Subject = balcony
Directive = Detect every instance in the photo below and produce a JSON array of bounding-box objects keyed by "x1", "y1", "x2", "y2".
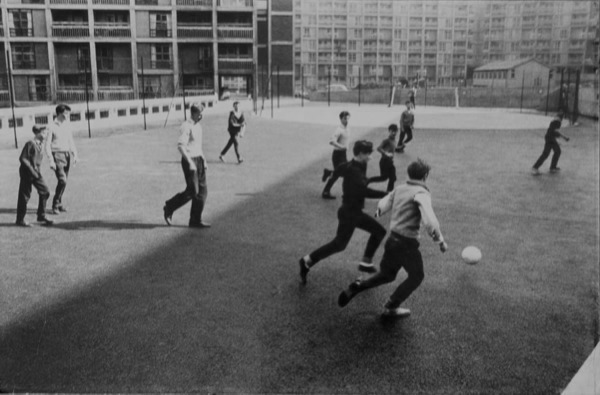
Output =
[
  {"x1": 94, "y1": 22, "x2": 131, "y2": 38},
  {"x1": 150, "y1": 59, "x2": 173, "y2": 69},
  {"x1": 183, "y1": 88, "x2": 214, "y2": 96},
  {"x1": 93, "y1": 0, "x2": 130, "y2": 4},
  {"x1": 217, "y1": 0, "x2": 252, "y2": 8},
  {"x1": 217, "y1": 25, "x2": 252, "y2": 40},
  {"x1": 177, "y1": 23, "x2": 212, "y2": 38},
  {"x1": 57, "y1": 88, "x2": 87, "y2": 102},
  {"x1": 98, "y1": 88, "x2": 135, "y2": 101},
  {"x1": 0, "y1": 27, "x2": 4, "y2": 36},
  {"x1": 135, "y1": 0, "x2": 157, "y2": 5},
  {"x1": 97, "y1": 57, "x2": 114, "y2": 71},
  {"x1": 150, "y1": 28, "x2": 172, "y2": 38},
  {"x1": 0, "y1": 90, "x2": 10, "y2": 101},
  {"x1": 52, "y1": 22, "x2": 90, "y2": 37},
  {"x1": 177, "y1": 0, "x2": 211, "y2": 5},
  {"x1": 218, "y1": 57, "x2": 252, "y2": 72},
  {"x1": 10, "y1": 28, "x2": 33, "y2": 37},
  {"x1": 50, "y1": 0, "x2": 87, "y2": 3}
]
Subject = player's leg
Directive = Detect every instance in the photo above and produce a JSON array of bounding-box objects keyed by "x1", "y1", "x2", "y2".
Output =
[
  {"x1": 355, "y1": 211, "x2": 387, "y2": 272},
  {"x1": 385, "y1": 237, "x2": 423, "y2": 314},
  {"x1": 322, "y1": 151, "x2": 347, "y2": 198},
  {"x1": 403, "y1": 127, "x2": 413, "y2": 145},
  {"x1": 368, "y1": 158, "x2": 389, "y2": 184},
  {"x1": 189, "y1": 157, "x2": 209, "y2": 227},
  {"x1": 52, "y1": 152, "x2": 69, "y2": 212},
  {"x1": 164, "y1": 157, "x2": 196, "y2": 219},
  {"x1": 220, "y1": 134, "x2": 235, "y2": 159},
  {"x1": 386, "y1": 163, "x2": 397, "y2": 192},
  {"x1": 549, "y1": 142, "x2": 562, "y2": 171},
  {"x1": 16, "y1": 170, "x2": 32, "y2": 225},
  {"x1": 33, "y1": 175, "x2": 52, "y2": 224},
  {"x1": 532, "y1": 142, "x2": 552, "y2": 172}
]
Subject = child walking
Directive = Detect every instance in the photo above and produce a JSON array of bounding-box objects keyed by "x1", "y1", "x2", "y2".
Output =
[
  {"x1": 396, "y1": 101, "x2": 415, "y2": 153},
  {"x1": 219, "y1": 101, "x2": 246, "y2": 164},
  {"x1": 338, "y1": 159, "x2": 447, "y2": 317},
  {"x1": 299, "y1": 140, "x2": 388, "y2": 283},
  {"x1": 368, "y1": 124, "x2": 398, "y2": 192},
  {"x1": 532, "y1": 113, "x2": 570, "y2": 175},
  {"x1": 16, "y1": 126, "x2": 54, "y2": 227}
]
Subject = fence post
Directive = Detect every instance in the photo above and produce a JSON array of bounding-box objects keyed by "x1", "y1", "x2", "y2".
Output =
[
  {"x1": 558, "y1": 67, "x2": 565, "y2": 110},
  {"x1": 140, "y1": 57, "x2": 147, "y2": 131},
  {"x1": 545, "y1": 69, "x2": 552, "y2": 115},
  {"x1": 301, "y1": 65, "x2": 304, "y2": 107},
  {"x1": 358, "y1": 67, "x2": 361, "y2": 107},
  {"x1": 270, "y1": 67, "x2": 273, "y2": 119},
  {"x1": 277, "y1": 65, "x2": 280, "y2": 109},
  {"x1": 6, "y1": 50, "x2": 17, "y2": 149},
  {"x1": 520, "y1": 71, "x2": 525, "y2": 113},
  {"x1": 85, "y1": 60, "x2": 92, "y2": 138},
  {"x1": 327, "y1": 66, "x2": 331, "y2": 107},
  {"x1": 181, "y1": 58, "x2": 186, "y2": 121},
  {"x1": 573, "y1": 69, "x2": 580, "y2": 125}
]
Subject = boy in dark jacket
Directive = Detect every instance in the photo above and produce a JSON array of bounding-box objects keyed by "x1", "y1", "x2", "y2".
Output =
[
  {"x1": 299, "y1": 140, "x2": 388, "y2": 283},
  {"x1": 532, "y1": 113, "x2": 570, "y2": 175},
  {"x1": 368, "y1": 124, "x2": 398, "y2": 192},
  {"x1": 16, "y1": 126, "x2": 54, "y2": 227}
]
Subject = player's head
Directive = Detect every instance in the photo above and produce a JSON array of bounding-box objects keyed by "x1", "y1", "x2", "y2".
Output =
[
  {"x1": 190, "y1": 103, "x2": 204, "y2": 122},
  {"x1": 353, "y1": 140, "x2": 373, "y2": 162},
  {"x1": 407, "y1": 158, "x2": 431, "y2": 181},
  {"x1": 339, "y1": 111, "x2": 350, "y2": 126},
  {"x1": 55, "y1": 104, "x2": 71, "y2": 120},
  {"x1": 405, "y1": 100, "x2": 412, "y2": 108},
  {"x1": 32, "y1": 125, "x2": 45, "y2": 140},
  {"x1": 233, "y1": 101, "x2": 239, "y2": 109},
  {"x1": 388, "y1": 124, "x2": 398, "y2": 136}
]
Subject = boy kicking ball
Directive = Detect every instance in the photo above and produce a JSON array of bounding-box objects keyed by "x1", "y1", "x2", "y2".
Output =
[{"x1": 337, "y1": 159, "x2": 447, "y2": 317}]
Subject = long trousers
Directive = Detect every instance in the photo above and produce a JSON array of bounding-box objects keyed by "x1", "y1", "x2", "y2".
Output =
[
  {"x1": 309, "y1": 205, "x2": 386, "y2": 265},
  {"x1": 399, "y1": 126, "x2": 413, "y2": 146},
  {"x1": 368, "y1": 157, "x2": 396, "y2": 192},
  {"x1": 164, "y1": 156, "x2": 207, "y2": 226},
  {"x1": 355, "y1": 233, "x2": 424, "y2": 309},
  {"x1": 323, "y1": 149, "x2": 347, "y2": 194},
  {"x1": 533, "y1": 141, "x2": 561, "y2": 170},
  {"x1": 17, "y1": 167, "x2": 50, "y2": 222},
  {"x1": 220, "y1": 131, "x2": 240, "y2": 159},
  {"x1": 52, "y1": 151, "x2": 71, "y2": 209}
]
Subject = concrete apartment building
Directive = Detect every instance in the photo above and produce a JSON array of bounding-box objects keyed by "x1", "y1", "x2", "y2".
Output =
[
  {"x1": 0, "y1": 0, "x2": 294, "y2": 105},
  {"x1": 292, "y1": 0, "x2": 599, "y2": 90}
]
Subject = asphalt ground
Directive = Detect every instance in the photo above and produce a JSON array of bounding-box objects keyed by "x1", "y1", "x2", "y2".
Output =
[{"x1": 0, "y1": 104, "x2": 598, "y2": 393}]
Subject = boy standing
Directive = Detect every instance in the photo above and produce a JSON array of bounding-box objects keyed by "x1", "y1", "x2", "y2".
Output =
[
  {"x1": 338, "y1": 159, "x2": 447, "y2": 317},
  {"x1": 16, "y1": 126, "x2": 54, "y2": 227},
  {"x1": 299, "y1": 140, "x2": 388, "y2": 283},
  {"x1": 368, "y1": 124, "x2": 398, "y2": 193},
  {"x1": 532, "y1": 113, "x2": 570, "y2": 175},
  {"x1": 396, "y1": 101, "x2": 414, "y2": 153},
  {"x1": 163, "y1": 103, "x2": 211, "y2": 228},
  {"x1": 45, "y1": 104, "x2": 77, "y2": 214},
  {"x1": 321, "y1": 111, "x2": 351, "y2": 199}
]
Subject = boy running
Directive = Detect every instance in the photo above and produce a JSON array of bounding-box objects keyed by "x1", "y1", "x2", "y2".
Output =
[
  {"x1": 396, "y1": 101, "x2": 414, "y2": 153},
  {"x1": 368, "y1": 124, "x2": 398, "y2": 192},
  {"x1": 321, "y1": 111, "x2": 351, "y2": 199},
  {"x1": 299, "y1": 140, "x2": 388, "y2": 283},
  {"x1": 16, "y1": 126, "x2": 54, "y2": 227},
  {"x1": 338, "y1": 159, "x2": 447, "y2": 317},
  {"x1": 532, "y1": 113, "x2": 570, "y2": 175}
]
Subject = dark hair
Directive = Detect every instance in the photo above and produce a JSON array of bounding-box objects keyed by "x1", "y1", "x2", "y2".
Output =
[
  {"x1": 407, "y1": 158, "x2": 431, "y2": 180},
  {"x1": 32, "y1": 125, "x2": 45, "y2": 135},
  {"x1": 190, "y1": 103, "x2": 203, "y2": 114},
  {"x1": 353, "y1": 140, "x2": 373, "y2": 156},
  {"x1": 55, "y1": 104, "x2": 71, "y2": 115},
  {"x1": 388, "y1": 124, "x2": 398, "y2": 132},
  {"x1": 233, "y1": 101, "x2": 239, "y2": 106},
  {"x1": 405, "y1": 100, "x2": 412, "y2": 106},
  {"x1": 339, "y1": 111, "x2": 350, "y2": 120}
]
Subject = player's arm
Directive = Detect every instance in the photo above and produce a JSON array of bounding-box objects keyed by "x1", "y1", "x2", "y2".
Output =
[
  {"x1": 557, "y1": 131, "x2": 570, "y2": 141},
  {"x1": 375, "y1": 190, "x2": 394, "y2": 217},
  {"x1": 69, "y1": 131, "x2": 79, "y2": 163},
  {"x1": 329, "y1": 129, "x2": 345, "y2": 150},
  {"x1": 44, "y1": 129, "x2": 56, "y2": 169},
  {"x1": 414, "y1": 193, "x2": 447, "y2": 252},
  {"x1": 177, "y1": 124, "x2": 196, "y2": 171}
]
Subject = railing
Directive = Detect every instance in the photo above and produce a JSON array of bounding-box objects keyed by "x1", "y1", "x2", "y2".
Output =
[
  {"x1": 150, "y1": 60, "x2": 173, "y2": 69},
  {"x1": 150, "y1": 28, "x2": 172, "y2": 37},
  {"x1": 52, "y1": 22, "x2": 90, "y2": 37},
  {"x1": 50, "y1": 0, "x2": 87, "y2": 4},
  {"x1": 94, "y1": 22, "x2": 131, "y2": 37},
  {"x1": 98, "y1": 89, "x2": 135, "y2": 101},
  {"x1": 12, "y1": 60, "x2": 36, "y2": 69},
  {"x1": 176, "y1": 0, "x2": 211, "y2": 5},
  {"x1": 0, "y1": 91, "x2": 10, "y2": 101},
  {"x1": 217, "y1": 57, "x2": 252, "y2": 71},
  {"x1": 97, "y1": 57, "x2": 114, "y2": 70},
  {"x1": 183, "y1": 88, "x2": 214, "y2": 96},
  {"x1": 93, "y1": 0, "x2": 130, "y2": 4},
  {"x1": 217, "y1": 0, "x2": 252, "y2": 7},
  {"x1": 10, "y1": 28, "x2": 33, "y2": 37},
  {"x1": 177, "y1": 24, "x2": 212, "y2": 38},
  {"x1": 135, "y1": 0, "x2": 157, "y2": 5},
  {"x1": 57, "y1": 89, "x2": 87, "y2": 102},
  {"x1": 217, "y1": 25, "x2": 252, "y2": 39}
]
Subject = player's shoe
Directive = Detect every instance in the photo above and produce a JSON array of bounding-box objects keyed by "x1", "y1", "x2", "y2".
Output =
[
  {"x1": 238, "y1": 157, "x2": 244, "y2": 164},
  {"x1": 322, "y1": 169, "x2": 332, "y2": 182},
  {"x1": 550, "y1": 167, "x2": 561, "y2": 173},
  {"x1": 358, "y1": 262, "x2": 377, "y2": 273},
  {"x1": 52, "y1": 206, "x2": 67, "y2": 215},
  {"x1": 15, "y1": 220, "x2": 31, "y2": 227},
  {"x1": 298, "y1": 258, "x2": 310, "y2": 285},
  {"x1": 219, "y1": 155, "x2": 225, "y2": 162},
  {"x1": 163, "y1": 205, "x2": 172, "y2": 226},
  {"x1": 189, "y1": 222, "x2": 211, "y2": 228},
  {"x1": 395, "y1": 145, "x2": 405, "y2": 153},
  {"x1": 37, "y1": 216, "x2": 54, "y2": 226},
  {"x1": 382, "y1": 306, "x2": 411, "y2": 317},
  {"x1": 321, "y1": 192, "x2": 336, "y2": 200},
  {"x1": 531, "y1": 167, "x2": 541, "y2": 176},
  {"x1": 338, "y1": 280, "x2": 361, "y2": 307}
]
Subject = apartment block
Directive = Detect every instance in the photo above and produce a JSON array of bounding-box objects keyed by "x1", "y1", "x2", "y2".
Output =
[{"x1": 0, "y1": 0, "x2": 294, "y2": 105}]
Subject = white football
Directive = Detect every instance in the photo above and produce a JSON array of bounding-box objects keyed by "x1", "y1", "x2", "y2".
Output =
[{"x1": 461, "y1": 246, "x2": 482, "y2": 265}]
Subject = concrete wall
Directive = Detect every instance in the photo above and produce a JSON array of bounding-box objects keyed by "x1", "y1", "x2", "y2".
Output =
[
  {"x1": 35, "y1": 43, "x2": 49, "y2": 69},
  {"x1": 33, "y1": 10, "x2": 47, "y2": 37},
  {"x1": 271, "y1": 15, "x2": 292, "y2": 41},
  {"x1": 136, "y1": 11, "x2": 149, "y2": 38}
]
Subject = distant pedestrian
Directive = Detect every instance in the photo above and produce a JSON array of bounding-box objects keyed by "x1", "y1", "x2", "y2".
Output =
[
  {"x1": 338, "y1": 159, "x2": 447, "y2": 317},
  {"x1": 16, "y1": 126, "x2": 53, "y2": 227},
  {"x1": 299, "y1": 140, "x2": 388, "y2": 284},
  {"x1": 219, "y1": 101, "x2": 246, "y2": 164},
  {"x1": 532, "y1": 113, "x2": 570, "y2": 175},
  {"x1": 396, "y1": 101, "x2": 415, "y2": 153},
  {"x1": 321, "y1": 111, "x2": 351, "y2": 199},
  {"x1": 368, "y1": 124, "x2": 398, "y2": 192},
  {"x1": 163, "y1": 103, "x2": 211, "y2": 228},
  {"x1": 45, "y1": 103, "x2": 77, "y2": 215},
  {"x1": 409, "y1": 87, "x2": 416, "y2": 109}
]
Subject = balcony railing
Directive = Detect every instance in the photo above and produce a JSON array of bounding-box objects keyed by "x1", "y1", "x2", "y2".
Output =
[
  {"x1": 95, "y1": 22, "x2": 131, "y2": 37},
  {"x1": 93, "y1": 0, "x2": 130, "y2": 4},
  {"x1": 217, "y1": 25, "x2": 252, "y2": 40},
  {"x1": 183, "y1": 88, "x2": 214, "y2": 96},
  {"x1": 151, "y1": 60, "x2": 173, "y2": 69},
  {"x1": 176, "y1": 0, "x2": 211, "y2": 5},
  {"x1": 50, "y1": 0, "x2": 87, "y2": 4},
  {"x1": 98, "y1": 88, "x2": 135, "y2": 101},
  {"x1": 177, "y1": 24, "x2": 212, "y2": 38},
  {"x1": 218, "y1": 57, "x2": 252, "y2": 71},
  {"x1": 12, "y1": 60, "x2": 36, "y2": 69},
  {"x1": 217, "y1": 0, "x2": 252, "y2": 7},
  {"x1": 57, "y1": 88, "x2": 87, "y2": 102},
  {"x1": 10, "y1": 28, "x2": 33, "y2": 37},
  {"x1": 52, "y1": 22, "x2": 90, "y2": 37},
  {"x1": 0, "y1": 27, "x2": 4, "y2": 36},
  {"x1": 136, "y1": 0, "x2": 158, "y2": 4},
  {"x1": 150, "y1": 28, "x2": 172, "y2": 37},
  {"x1": 97, "y1": 57, "x2": 114, "y2": 70}
]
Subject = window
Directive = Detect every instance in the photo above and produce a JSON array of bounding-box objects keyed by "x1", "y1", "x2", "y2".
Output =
[
  {"x1": 511, "y1": 69, "x2": 515, "y2": 78},
  {"x1": 12, "y1": 44, "x2": 35, "y2": 69},
  {"x1": 29, "y1": 76, "x2": 49, "y2": 101},
  {"x1": 9, "y1": 10, "x2": 32, "y2": 37},
  {"x1": 151, "y1": 44, "x2": 172, "y2": 69},
  {"x1": 150, "y1": 13, "x2": 171, "y2": 37},
  {"x1": 96, "y1": 47, "x2": 113, "y2": 70}
]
